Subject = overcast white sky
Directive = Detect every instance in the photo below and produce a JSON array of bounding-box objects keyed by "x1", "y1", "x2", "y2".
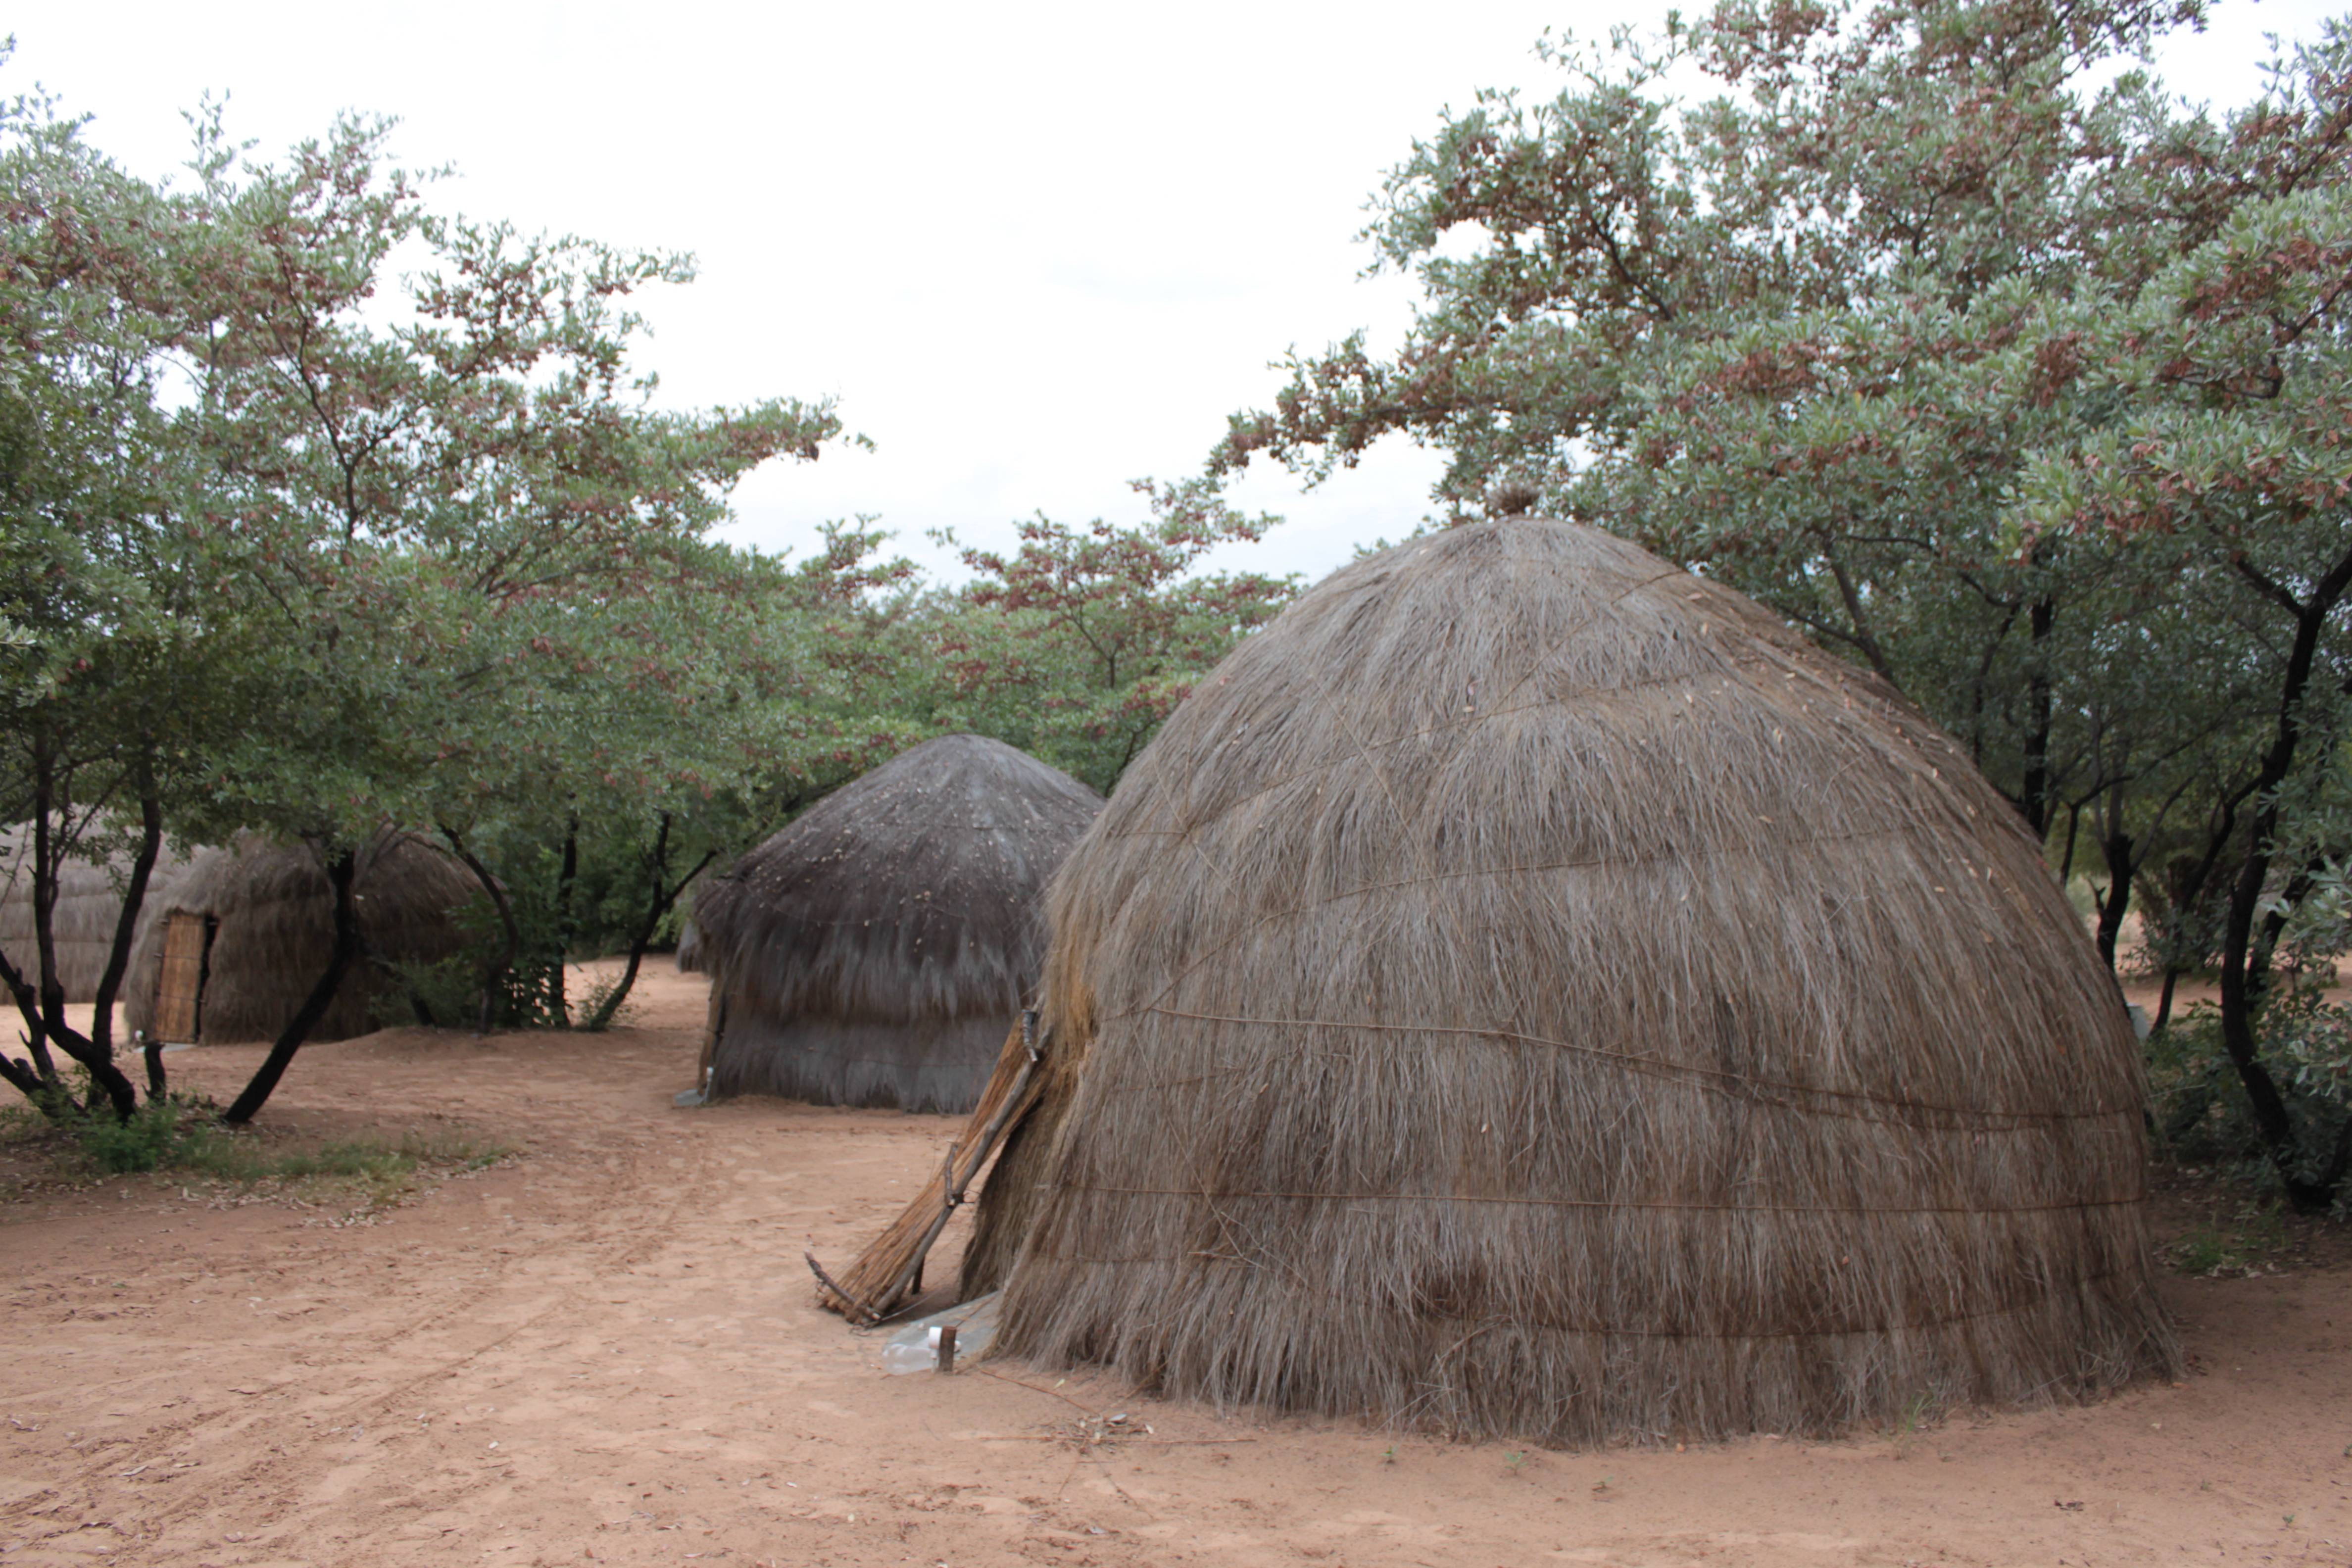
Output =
[{"x1": 14, "y1": 0, "x2": 2342, "y2": 586}]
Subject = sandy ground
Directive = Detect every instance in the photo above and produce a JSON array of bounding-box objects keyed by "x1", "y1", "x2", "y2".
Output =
[{"x1": 1, "y1": 966, "x2": 2349, "y2": 1568}]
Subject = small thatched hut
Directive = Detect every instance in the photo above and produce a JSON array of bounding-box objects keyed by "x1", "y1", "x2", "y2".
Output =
[
  {"x1": 954, "y1": 518, "x2": 2172, "y2": 1445},
  {"x1": 691, "y1": 734, "x2": 1102, "y2": 1113},
  {"x1": 0, "y1": 826, "x2": 194, "y2": 1002},
  {"x1": 124, "y1": 832, "x2": 478, "y2": 1045}
]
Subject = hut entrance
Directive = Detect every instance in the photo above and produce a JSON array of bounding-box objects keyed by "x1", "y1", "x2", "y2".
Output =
[{"x1": 148, "y1": 911, "x2": 213, "y2": 1045}]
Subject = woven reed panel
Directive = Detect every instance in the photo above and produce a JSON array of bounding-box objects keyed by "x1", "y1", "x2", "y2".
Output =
[{"x1": 150, "y1": 911, "x2": 206, "y2": 1043}]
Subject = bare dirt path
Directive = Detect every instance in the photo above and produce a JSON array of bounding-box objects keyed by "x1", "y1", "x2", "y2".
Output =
[{"x1": 2, "y1": 968, "x2": 2348, "y2": 1567}]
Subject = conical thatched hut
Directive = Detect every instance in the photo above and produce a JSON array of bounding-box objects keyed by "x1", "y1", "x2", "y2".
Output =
[
  {"x1": 0, "y1": 826, "x2": 194, "y2": 1002},
  {"x1": 953, "y1": 518, "x2": 2172, "y2": 1445},
  {"x1": 123, "y1": 832, "x2": 479, "y2": 1045},
  {"x1": 692, "y1": 735, "x2": 1102, "y2": 1113}
]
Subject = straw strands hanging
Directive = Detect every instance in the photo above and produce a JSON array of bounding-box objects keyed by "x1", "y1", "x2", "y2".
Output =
[
  {"x1": 951, "y1": 517, "x2": 2173, "y2": 1445},
  {"x1": 692, "y1": 734, "x2": 1101, "y2": 1113},
  {"x1": 0, "y1": 825, "x2": 194, "y2": 1002}
]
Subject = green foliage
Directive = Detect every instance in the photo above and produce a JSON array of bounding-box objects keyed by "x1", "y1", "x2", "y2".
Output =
[
  {"x1": 0, "y1": 64, "x2": 865, "y2": 1115},
  {"x1": 2165, "y1": 1213, "x2": 2293, "y2": 1277},
  {"x1": 365, "y1": 953, "x2": 484, "y2": 1032},
  {"x1": 73, "y1": 1096, "x2": 216, "y2": 1175},
  {"x1": 56, "y1": 1094, "x2": 504, "y2": 1200},
  {"x1": 0, "y1": 48, "x2": 1297, "y2": 1131},
  {"x1": 2151, "y1": 992, "x2": 2352, "y2": 1211},
  {"x1": 920, "y1": 480, "x2": 1297, "y2": 793},
  {"x1": 571, "y1": 970, "x2": 639, "y2": 1034}
]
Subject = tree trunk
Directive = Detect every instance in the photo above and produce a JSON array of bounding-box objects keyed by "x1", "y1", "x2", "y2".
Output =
[
  {"x1": 2018, "y1": 596, "x2": 2056, "y2": 839},
  {"x1": 89, "y1": 781, "x2": 165, "y2": 1068},
  {"x1": 223, "y1": 847, "x2": 361, "y2": 1124},
  {"x1": 2095, "y1": 828, "x2": 2135, "y2": 974},
  {"x1": 584, "y1": 821, "x2": 713, "y2": 1033},
  {"x1": 440, "y1": 827, "x2": 520, "y2": 1033},
  {"x1": 14, "y1": 739, "x2": 139, "y2": 1118},
  {"x1": 2215, "y1": 547, "x2": 2352, "y2": 1213},
  {"x1": 2153, "y1": 967, "x2": 2182, "y2": 1035},
  {"x1": 551, "y1": 813, "x2": 580, "y2": 1027}
]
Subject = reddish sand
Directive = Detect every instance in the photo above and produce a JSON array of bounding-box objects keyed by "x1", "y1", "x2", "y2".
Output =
[{"x1": 2, "y1": 966, "x2": 2348, "y2": 1568}]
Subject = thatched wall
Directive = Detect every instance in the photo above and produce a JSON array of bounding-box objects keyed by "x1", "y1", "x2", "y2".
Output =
[
  {"x1": 0, "y1": 825, "x2": 195, "y2": 1002},
  {"x1": 123, "y1": 832, "x2": 478, "y2": 1044},
  {"x1": 694, "y1": 734, "x2": 1101, "y2": 1112},
  {"x1": 967, "y1": 518, "x2": 2174, "y2": 1445}
]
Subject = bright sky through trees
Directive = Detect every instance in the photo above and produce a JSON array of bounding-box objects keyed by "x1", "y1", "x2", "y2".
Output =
[{"x1": 12, "y1": 0, "x2": 2341, "y2": 583}]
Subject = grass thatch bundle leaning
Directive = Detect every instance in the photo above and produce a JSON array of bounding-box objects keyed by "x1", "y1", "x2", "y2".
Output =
[
  {"x1": 124, "y1": 831, "x2": 478, "y2": 1045},
  {"x1": 941, "y1": 517, "x2": 2173, "y2": 1445},
  {"x1": 691, "y1": 734, "x2": 1102, "y2": 1113},
  {"x1": 0, "y1": 825, "x2": 195, "y2": 1002}
]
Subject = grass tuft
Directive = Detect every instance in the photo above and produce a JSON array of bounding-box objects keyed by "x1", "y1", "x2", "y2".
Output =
[{"x1": 0, "y1": 1095, "x2": 510, "y2": 1210}]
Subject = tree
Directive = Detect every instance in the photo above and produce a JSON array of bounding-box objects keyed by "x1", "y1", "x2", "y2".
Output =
[
  {"x1": 0, "y1": 79, "x2": 854, "y2": 1122},
  {"x1": 416, "y1": 522, "x2": 925, "y2": 1032},
  {"x1": 0, "y1": 64, "x2": 246, "y2": 1118},
  {"x1": 1212, "y1": 0, "x2": 2352, "y2": 1205},
  {"x1": 920, "y1": 479, "x2": 1296, "y2": 793}
]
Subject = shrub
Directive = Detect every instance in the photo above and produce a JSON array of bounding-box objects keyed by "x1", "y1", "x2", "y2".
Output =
[{"x1": 2151, "y1": 989, "x2": 2352, "y2": 1213}]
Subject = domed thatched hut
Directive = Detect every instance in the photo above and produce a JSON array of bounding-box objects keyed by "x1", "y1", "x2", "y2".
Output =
[
  {"x1": 946, "y1": 518, "x2": 2171, "y2": 1445},
  {"x1": 124, "y1": 832, "x2": 478, "y2": 1045},
  {"x1": 0, "y1": 827, "x2": 194, "y2": 1002},
  {"x1": 691, "y1": 735, "x2": 1101, "y2": 1113}
]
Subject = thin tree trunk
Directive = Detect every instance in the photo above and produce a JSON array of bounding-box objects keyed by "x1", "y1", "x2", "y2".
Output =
[
  {"x1": 25, "y1": 733, "x2": 69, "y2": 1093},
  {"x1": 223, "y1": 848, "x2": 361, "y2": 1124},
  {"x1": 439, "y1": 827, "x2": 520, "y2": 1033},
  {"x1": 551, "y1": 813, "x2": 580, "y2": 1028},
  {"x1": 2019, "y1": 596, "x2": 2056, "y2": 838},
  {"x1": 89, "y1": 777, "x2": 165, "y2": 1068},
  {"x1": 2216, "y1": 546, "x2": 2352, "y2": 1212},
  {"x1": 2153, "y1": 967, "x2": 2182, "y2": 1035},
  {"x1": 584, "y1": 820, "x2": 713, "y2": 1032},
  {"x1": 2094, "y1": 823, "x2": 2135, "y2": 974},
  {"x1": 21, "y1": 740, "x2": 138, "y2": 1117}
]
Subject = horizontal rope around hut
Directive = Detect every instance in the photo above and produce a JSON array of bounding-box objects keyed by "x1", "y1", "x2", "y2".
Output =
[
  {"x1": 1028, "y1": 1251, "x2": 2156, "y2": 1342},
  {"x1": 1104, "y1": 825, "x2": 2049, "y2": 1077},
  {"x1": 1120, "y1": 1008, "x2": 2134, "y2": 1129},
  {"x1": 1051, "y1": 1181, "x2": 2149, "y2": 1216}
]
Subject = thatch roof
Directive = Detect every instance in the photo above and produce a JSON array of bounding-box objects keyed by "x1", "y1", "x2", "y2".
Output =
[
  {"x1": 0, "y1": 825, "x2": 195, "y2": 1002},
  {"x1": 693, "y1": 734, "x2": 1102, "y2": 1112},
  {"x1": 123, "y1": 831, "x2": 479, "y2": 1045},
  {"x1": 963, "y1": 518, "x2": 2173, "y2": 1445}
]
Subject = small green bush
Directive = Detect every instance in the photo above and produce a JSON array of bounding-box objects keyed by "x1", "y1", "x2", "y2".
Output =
[
  {"x1": 74, "y1": 1096, "x2": 222, "y2": 1174},
  {"x1": 367, "y1": 954, "x2": 485, "y2": 1030},
  {"x1": 45, "y1": 1096, "x2": 508, "y2": 1205},
  {"x1": 573, "y1": 970, "x2": 639, "y2": 1032},
  {"x1": 2149, "y1": 989, "x2": 2352, "y2": 1209}
]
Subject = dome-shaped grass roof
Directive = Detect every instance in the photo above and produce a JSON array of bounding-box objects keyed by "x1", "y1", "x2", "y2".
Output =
[
  {"x1": 1, "y1": 825, "x2": 195, "y2": 1003},
  {"x1": 965, "y1": 518, "x2": 2173, "y2": 1444},
  {"x1": 124, "y1": 831, "x2": 477, "y2": 1044},
  {"x1": 692, "y1": 734, "x2": 1102, "y2": 1112}
]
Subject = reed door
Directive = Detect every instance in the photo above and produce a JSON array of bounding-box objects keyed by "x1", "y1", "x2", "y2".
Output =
[{"x1": 150, "y1": 911, "x2": 209, "y2": 1044}]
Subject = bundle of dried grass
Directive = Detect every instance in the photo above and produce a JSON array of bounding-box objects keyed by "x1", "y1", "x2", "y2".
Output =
[
  {"x1": 0, "y1": 825, "x2": 194, "y2": 1002},
  {"x1": 123, "y1": 831, "x2": 477, "y2": 1044},
  {"x1": 691, "y1": 735, "x2": 1101, "y2": 1113},
  {"x1": 811, "y1": 1011, "x2": 1047, "y2": 1322},
  {"x1": 953, "y1": 518, "x2": 2172, "y2": 1445}
]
